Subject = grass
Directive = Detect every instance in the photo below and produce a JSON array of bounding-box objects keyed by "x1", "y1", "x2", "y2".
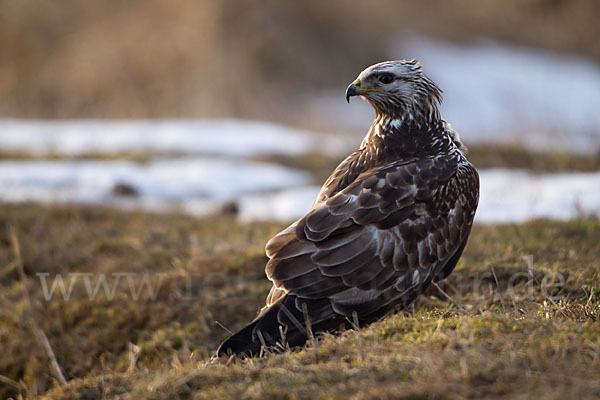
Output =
[
  {"x1": 0, "y1": 203, "x2": 599, "y2": 399},
  {"x1": 5, "y1": 144, "x2": 600, "y2": 176},
  {"x1": 466, "y1": 144, "x2": 600, "y2": 173},
  {"x1": 0, "y1": 150, "x2": 155, "y2": 164}
]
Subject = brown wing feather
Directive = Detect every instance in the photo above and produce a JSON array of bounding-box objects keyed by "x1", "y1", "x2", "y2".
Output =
[{"x1": 264, "y1": 154, "x2": 479, "y2": 321}]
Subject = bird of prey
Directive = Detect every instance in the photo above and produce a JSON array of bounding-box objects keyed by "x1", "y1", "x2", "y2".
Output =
[{"x1": 217, "y1": 60, "x2": 479, "y2": 357}]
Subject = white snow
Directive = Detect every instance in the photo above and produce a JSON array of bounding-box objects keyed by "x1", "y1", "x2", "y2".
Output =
[
  {"x1": 238, "y1": 186, "x2": 321, "y2": 221},
  {"x1": 0, "y1": 158, "x2": 598, "y2": 223},
  {"x1": 311, "y1": 36, "x2": 600, "y2": 154},
  {"x1": 236, "y1": 170, "x2": 600, "y2": 223},
  {"x1": 0, "y1": 119, "x2": 346, "y2": 157},
  {"x1": 476, "y1": 169, "x2": 600, "y2": 223},
  {"x1": 0, "y1": 158, "x2": 311, "y2": 216}
]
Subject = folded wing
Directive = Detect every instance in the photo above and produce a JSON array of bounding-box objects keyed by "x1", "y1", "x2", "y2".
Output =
[{"x1": 265, "y1": 153, "x2": 479, "y2": 323}]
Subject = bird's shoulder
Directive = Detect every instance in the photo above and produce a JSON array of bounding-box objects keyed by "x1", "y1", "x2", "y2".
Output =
[{"x1": 317, "y1": 147, "x2": 469, "y2": 206}]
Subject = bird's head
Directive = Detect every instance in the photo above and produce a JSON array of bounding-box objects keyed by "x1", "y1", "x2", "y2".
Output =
[{"x1": 346, "y1": 59, "x2": 442, "y2": 121}]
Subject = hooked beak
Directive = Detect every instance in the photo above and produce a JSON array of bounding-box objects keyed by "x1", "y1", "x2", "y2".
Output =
[
  {"x1": 345, "y1": 78, "x2": 383, "y2": 103},
  {"x1": 345, "y1": 82, "x2": 361, "y2": 103}
]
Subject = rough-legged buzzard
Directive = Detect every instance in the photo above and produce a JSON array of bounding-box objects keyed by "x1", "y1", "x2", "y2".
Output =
[{"x1": 217, "y1": 60, "x2": 479, "y2": 356}]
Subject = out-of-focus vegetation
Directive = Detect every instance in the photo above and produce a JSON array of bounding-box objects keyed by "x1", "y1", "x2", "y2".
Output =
[
  {"x1": 1, "y1": 204, "x2": 599, "y2": 399},
  {"x1": 1, "y1": 0, "x2": 599, "y2": 122},
  {"x1": 466, "y1": 144, "x2": 600, "y2": 173},
  {"x1": 257, "y1": 144, "x2": 600, "y2": 185}
]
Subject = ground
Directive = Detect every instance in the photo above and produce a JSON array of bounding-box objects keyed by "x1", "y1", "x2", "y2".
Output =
[{"x1": 0, "y1": 203, "x2": 599, "y2": 399}]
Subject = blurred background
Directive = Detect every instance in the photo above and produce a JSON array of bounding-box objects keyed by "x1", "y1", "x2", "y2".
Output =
[
  {"x1": 2, "y1": 2, "x2": 600, "y2": 397},
  {"x1": 1, "y1": 0, "x2": 600, "y2": 222}
]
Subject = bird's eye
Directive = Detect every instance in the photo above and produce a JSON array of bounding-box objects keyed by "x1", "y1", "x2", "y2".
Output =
[{"x1": 378, "y1": 74, "x2": 394, "y2": 84}]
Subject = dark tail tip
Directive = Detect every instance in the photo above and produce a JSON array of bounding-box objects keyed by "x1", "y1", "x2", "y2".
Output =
[
  {"x1": 216, "y1": 319, "x2": 262, "y2": 357},
  {"x1": 215, "y1": 294, "x2": 319, "y2": 358},
  {"x1": 216, "y1": 295, "x2": 295, "y2": 357}
]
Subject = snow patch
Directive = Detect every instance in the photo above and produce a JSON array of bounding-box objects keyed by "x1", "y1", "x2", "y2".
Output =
[
  {"x1": 236, "y1": 170, "x2": 600, "y2": 223},
  {"x1": 0, "y1": 119, "x2": 346, "y2": 157},
  {"x1": 477, "y1": 169, "x2": 600, "y2": 223},
  {"x1": 238, "y1": 186, "x2": 321, "y2": 221},
  {"x1": 1, "y1": 159, "x2": 598, "y2": 223},
  {"x1": 0, "y1": 158, "x2": 311, "y2": 215}
]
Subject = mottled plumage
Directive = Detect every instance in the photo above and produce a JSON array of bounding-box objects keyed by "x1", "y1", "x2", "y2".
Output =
[{"x1": 217, "y1": 60, "x2": 479, "y2": 357}]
